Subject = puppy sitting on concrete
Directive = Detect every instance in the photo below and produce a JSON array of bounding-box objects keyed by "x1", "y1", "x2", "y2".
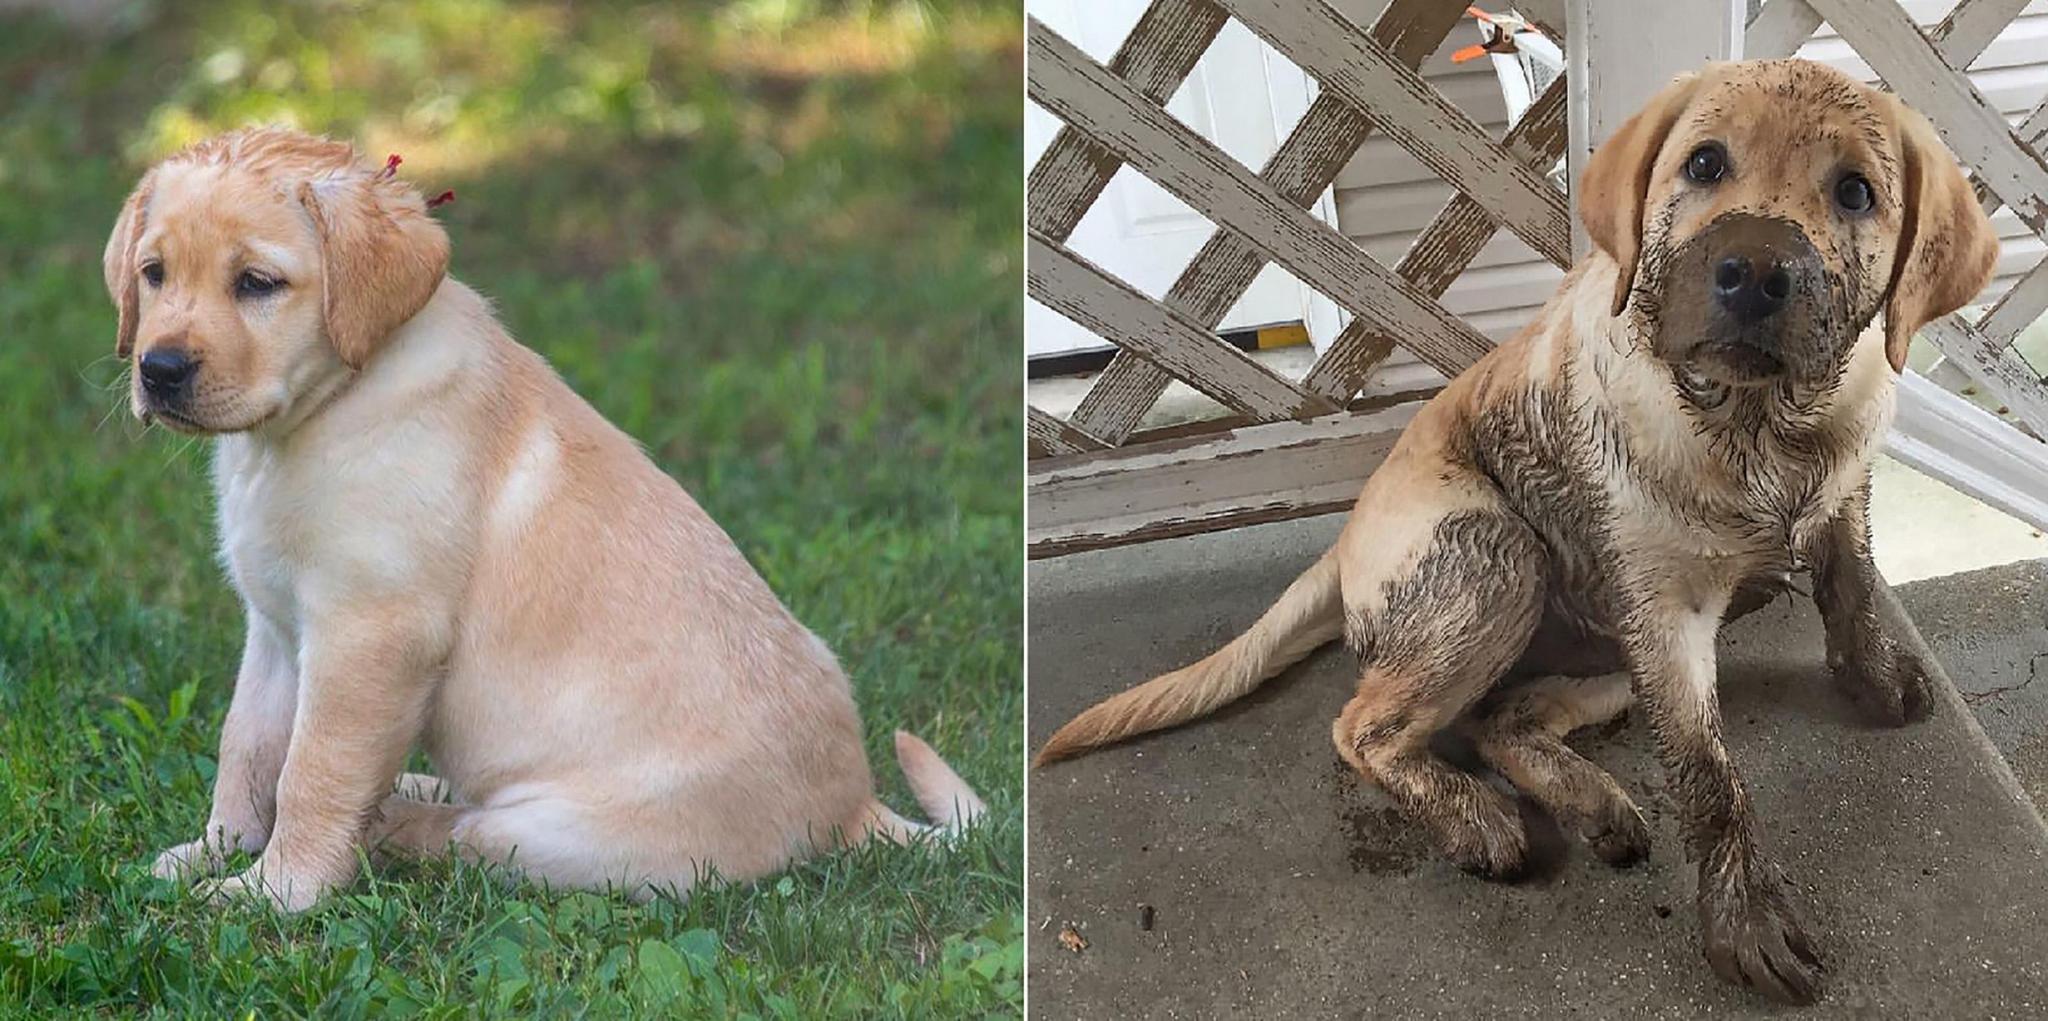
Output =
[
  {"x1": 1036, "y1": 60, "x2": 1997, "y2": 1004},
  {"x1": 107, "y1": 127, "x2": 983, "y2": 912}
]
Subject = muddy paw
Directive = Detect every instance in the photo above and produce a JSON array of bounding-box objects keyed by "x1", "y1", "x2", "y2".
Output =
[
  {"x1": 1699, "y1": 870, "x2": 1826, "y2": 1005},
  {"x1": 1835, "y1": 637, "x2": 1933, "y2": 728},
  {"x1": 1585, "y1": 808, "x2": 1652, "y2": 868},
  {"x1": 1434, "y1": 799, "x2": 1530, "y2": 881}
]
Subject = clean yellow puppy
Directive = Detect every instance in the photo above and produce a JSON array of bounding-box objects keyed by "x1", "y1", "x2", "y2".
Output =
[{"x1": 107, "y1": 127, "x2": 982, "y2": 911}]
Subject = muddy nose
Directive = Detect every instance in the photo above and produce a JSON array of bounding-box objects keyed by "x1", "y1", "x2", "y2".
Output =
[
  {"x1": 138, "y1": 348, "x2": 198, "y2": 395},
  {"x1": 1713, "y1": 254, "x2": 1794, "y2": 324}
]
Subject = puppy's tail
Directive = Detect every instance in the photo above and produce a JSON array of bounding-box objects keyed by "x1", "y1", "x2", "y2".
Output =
[
  {"x1": 1034, "y1": 550, "x2": 1344, "y2": 766},
  {"x1": 860, "y1": 731, "x2": 987, "y2": 843}
]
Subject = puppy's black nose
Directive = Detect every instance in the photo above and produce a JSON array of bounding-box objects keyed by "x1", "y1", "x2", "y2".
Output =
[
  {"x1": 138, "y1": 348, "x2": 198, "y2": 395},
  {"x1": 1713, "y1": 254, "x2": 1793, "y2": 323}
]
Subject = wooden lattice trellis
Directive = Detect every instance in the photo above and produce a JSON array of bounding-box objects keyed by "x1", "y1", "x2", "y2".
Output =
[
  {"x1": 1027, "y1": 0, "x2": 1570, "y2": 556},
  {"x1": 1027, "y1": 0, "x2": 2048, "y2": 558}
]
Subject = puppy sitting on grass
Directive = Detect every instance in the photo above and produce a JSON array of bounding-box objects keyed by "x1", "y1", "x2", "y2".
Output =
[{"x1": 106, "y1": 127, "x2": 982, "y2": 911}]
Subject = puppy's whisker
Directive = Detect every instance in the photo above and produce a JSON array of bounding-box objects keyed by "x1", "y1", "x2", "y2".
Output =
[
  {"x1": 159, "y1": 429, "x2": 205, "y2": 469},
  {"x1": 93, "y1": 395, "x2": 127, "y2": 435}
]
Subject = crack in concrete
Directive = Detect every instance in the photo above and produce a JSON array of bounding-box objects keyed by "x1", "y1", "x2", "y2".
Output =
[{"x1": 1961, "y1": 650, "x2": 2047, "y2": 705}]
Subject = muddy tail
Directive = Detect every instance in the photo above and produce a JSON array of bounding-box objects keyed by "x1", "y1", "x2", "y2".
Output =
[
  {"x1": 861, "y1": 731, "x2": 987, "y2": 842},
  {"x1": 1034, "y1": 550, "x2": 1344, "y2": 766}
]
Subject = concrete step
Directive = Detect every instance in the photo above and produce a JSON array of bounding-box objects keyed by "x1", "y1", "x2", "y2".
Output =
[
  {"x1": 1895, "y1": 559, "x2": 2048, "y2": 816},
  {"x1": 1029, "y1": 515, "x2": 2048, "y2": 1018}
]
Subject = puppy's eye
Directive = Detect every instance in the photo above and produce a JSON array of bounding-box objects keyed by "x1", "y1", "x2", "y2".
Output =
[
  {"x1": 1684, "y1": 143, "x2": 1728, "y2": 184},
  {"x1": 1835, "y1": 173, "x2": 1874, "y2": 213},
  {"x1": 235, "y1": 271, "x2": 284, "y2": 298},
  {"x1": 140, "y1": 261, "x2": 164, "y2": 287}
]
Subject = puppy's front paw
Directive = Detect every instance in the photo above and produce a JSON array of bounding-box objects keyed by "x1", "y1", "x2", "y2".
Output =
[
  {"x1": 1431, "y1": 796, "x2": 1530, "y2": 881},
  {"x1": 1699, "y1": 868, "x2": 1826, "y2": 1005},
  {"x1": 149, "y1": 822, "x2": 267, "y2": 884},
  {"x1": 1833, "y1": 636, "x2": 1933, "y2": 727},
  {"x1": 151, "y1": 838, "x2": 228, "y2": 883},
  {"x1": 1586, "y1": 807, "x2": 1652, "y2": 868},
  {"x1": 198, "y1": 865, "x2": 328, "y2": 914}
]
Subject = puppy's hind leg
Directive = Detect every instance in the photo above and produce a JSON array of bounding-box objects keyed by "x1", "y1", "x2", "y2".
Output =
[
  {"x1": 366, "y1": 795, "x2": 463, "y2": 863},
  {"x1": 1470, "y1": 674, "x2": 1649, "y2": 865},
  {"x1": 1334, "y1": 509, "x2": 1547, "y2": 880},
  {"x1": 359, "y1": 773, "x2": 463, "y2": 863},
  {"x1": 372, "y1": 795, "x2": 674, "y2": 899}
]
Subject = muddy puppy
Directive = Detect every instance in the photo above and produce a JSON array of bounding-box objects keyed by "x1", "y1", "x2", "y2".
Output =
[
  {"x1": 107, "y1": 127, "x2": 983, "y2": 912},
  {"x1": 1036, "y1": 60, "x2": 1996, "y2": 1004}
]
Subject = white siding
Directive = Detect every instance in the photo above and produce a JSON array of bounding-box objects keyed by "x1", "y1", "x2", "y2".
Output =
[{"x1": 1325, "y1": 0, "x2": 2048, "y2": 376}]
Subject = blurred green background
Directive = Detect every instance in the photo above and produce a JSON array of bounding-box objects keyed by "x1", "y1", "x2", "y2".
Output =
[{"x1": 0, "y1": 0, "x2": 1022, "y2": 1015}]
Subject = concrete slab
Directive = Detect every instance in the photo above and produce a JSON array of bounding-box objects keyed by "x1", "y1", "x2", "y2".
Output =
[
  {"x1": 1896, "y1": 558, "x2": 2048, "y2": 813},
  {"x1": 1028, "y1": 515, "x2": 2048, "y2": 1018}
]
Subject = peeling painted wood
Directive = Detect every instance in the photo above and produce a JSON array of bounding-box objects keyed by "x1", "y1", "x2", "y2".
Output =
[
  {"x1": 1028, "y1": 405, "x2": 1111, "y2": 458},
  {"x1": 1928, "y1": 0, "x2": 2030, "y2": 69},
  {"x1": 1975, "y1": 251, "x2": 2048, "y2": 346},
  {"x1": 1064, "y1": 0, "x2": 1464, "y2": 447},
  {"x1": 1027, "y1": 18, "x2": 1497, "y2": 383},
  {"x1": 1028, "y1": 231, "x2": 1337, "y2": 422},
  {"x1": 1751, "y1": 0, "x2": 2015, "y2": 66},
  {"x1": 1921, "y1": 315, "x2": 2048, "y2": 440},
  {"x1": 1219, "y1": 0, "x2": 1573, "y2": 268},
  {"x1": 1811, "y1": 0, "x2": 2048, "y2": 237},
  {"x1": 1744, "y1": 0, "x2": 1824, "y2": 58},
  {"x1": 1027, "y1": 0, "x2": 1228, "y2": 243},
  {"x1": 1500, "y1": 71, "x2": 1576, "y2": 169},
  {"x1": 1304, "y1": 75, "x2": 1570, "y2": 402},
  {"x1": 1974, "y1": 92, "x2": 2048, "y2": 214},
  {"x1": 1028, "y1": 404, "x2": 1421, "y2": 558}
]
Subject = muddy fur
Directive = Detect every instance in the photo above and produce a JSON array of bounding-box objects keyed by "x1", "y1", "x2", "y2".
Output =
[
  {"x1": 1035, "y1": 59, "x2": 1997, "y2": 1005},
  {"x1": 1468, "y1": 675, "x2": 1646, "y2": 865},
  {"x1": 1808, "y1": 479, "x2": 1936, "y2": 725},
  {"x1": 1338, "y1": 511, "x2": 1548, "y2": 879}
]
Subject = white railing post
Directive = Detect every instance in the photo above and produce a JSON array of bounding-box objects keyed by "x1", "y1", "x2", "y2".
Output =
[{"x1": 1565, "y1": 0, "x2": 1746, "y2": 256}]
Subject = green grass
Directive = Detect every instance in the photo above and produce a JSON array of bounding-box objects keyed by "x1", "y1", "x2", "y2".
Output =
[{"x1": 0, "y1": 1, "x2": 1022, "y2": 1015}]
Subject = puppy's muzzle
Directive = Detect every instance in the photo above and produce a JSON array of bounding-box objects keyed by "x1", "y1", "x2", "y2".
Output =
[
  {"x1": 1659, "y1": 213, "x2": 1826, "y2": 383},
  {"x1": 1702, "y1": 215, "x2": 1816, "y2": 337}
]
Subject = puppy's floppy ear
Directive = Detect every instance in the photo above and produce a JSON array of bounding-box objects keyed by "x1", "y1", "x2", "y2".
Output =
[
  {"x1": 1879, "y1": 97, "x2": 1999, "y2": 373},
  {"x1": 103, "y1": 172, "x2": 156, "y2": 358},
  {"x1": 296, "y1": 172, "x2": 450, "y2": 369},
  {"x1": 1578, "y1": 70, "x2": 1705, "y2": 316}
]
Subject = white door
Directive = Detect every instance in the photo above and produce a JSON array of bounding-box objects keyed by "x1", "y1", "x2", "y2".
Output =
[{"x1": 1026, "y1": 1, "x2": 1344, "y2": 358}]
